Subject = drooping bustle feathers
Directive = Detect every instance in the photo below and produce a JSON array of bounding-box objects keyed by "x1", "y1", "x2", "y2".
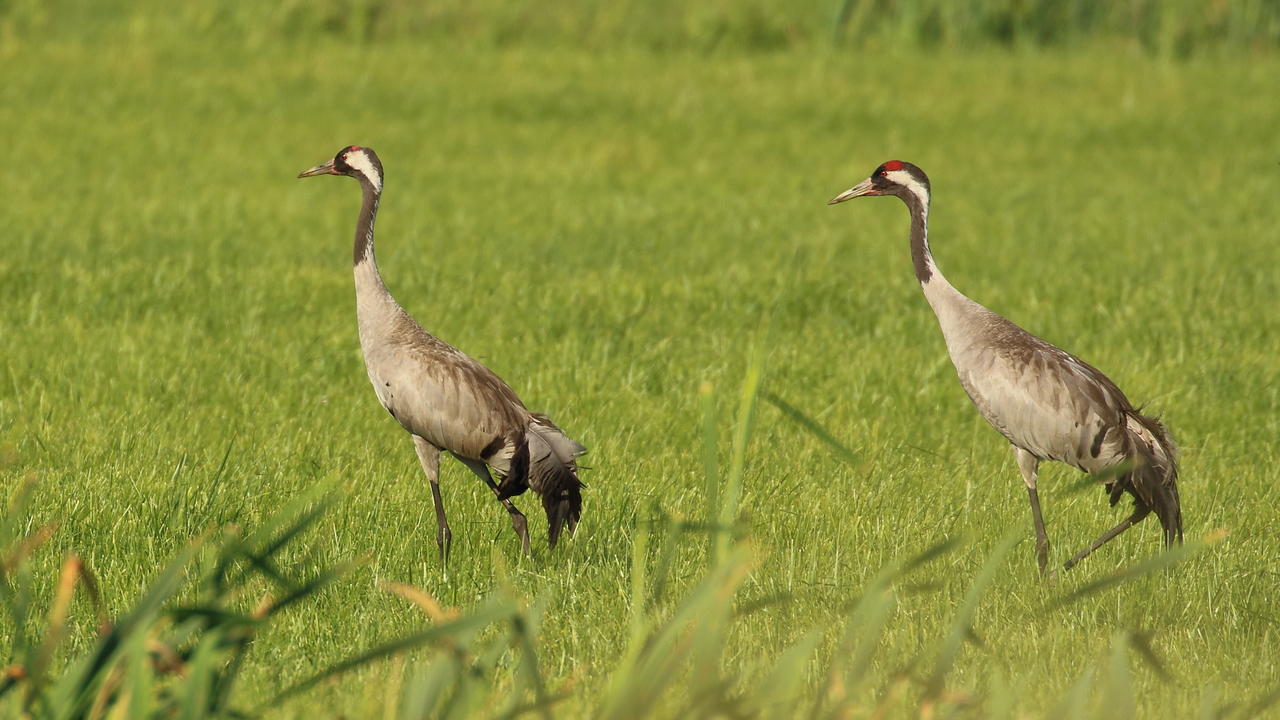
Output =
[
  {"x1": 526, "y1": 414, "x2": 586, "y2": 548},
  {"x1": 1109, "y1": 411, "x2": 1182, "y2": 546},
  {"x1": 496, "y1": 432, "x2": 531, "y2": 500}
]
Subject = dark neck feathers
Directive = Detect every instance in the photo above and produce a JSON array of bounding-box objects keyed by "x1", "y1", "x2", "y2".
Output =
[
  {"x1": 902, "y1": 191, "x2": 934, "y2": 284},
  {"x1": 353, "y1": 180, "x2": 380, "y2": 266}
]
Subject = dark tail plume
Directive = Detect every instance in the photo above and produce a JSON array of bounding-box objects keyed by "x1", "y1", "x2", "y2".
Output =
[
  {"x1": 1109, "y1": 411, "x2": 1182, "y2": 546},
  {"x1": 542, "y1": 471, "x2": 583, "y2": 549},
  {"x1": 526, "y1": 414, "x2": 586, "y2": 549},
  {"x1": 496, "y1": 434, "x2": 530, "y2": 500}
]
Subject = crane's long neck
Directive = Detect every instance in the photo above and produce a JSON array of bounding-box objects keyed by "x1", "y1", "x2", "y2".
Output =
[
  {"x1": 352, "y1": 180, "x2": 402, "y2": 329},
  {"x1": 352, "y1": 181, "x2": 389, "y2": 293},
  {"x1": 353, "y1": 181, "x2": 381, "y2": 267},
  {"x1": 902, "y1": 191, "x2": 975, "y2": 341},
  {"x1": 905, "y1": 191, "x2": 937, "y2": 285}
]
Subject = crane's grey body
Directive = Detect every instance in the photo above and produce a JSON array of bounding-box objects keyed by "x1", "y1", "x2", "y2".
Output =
[
  {"x1": 354, "y1": 257, "x2": 525, "y2": 469},
  {"x1": 356, "y1": 262, "x2": 585, "y2": 497},
  {"x1": 831, "y1": 162, "x2": 1181, "y2": 572},
  {"x1": 925, "y1": 279, "x2": 1153, "y2": 475},
  {"x1": 301, "y1": 146, "x2": 584, "y2": 557}
]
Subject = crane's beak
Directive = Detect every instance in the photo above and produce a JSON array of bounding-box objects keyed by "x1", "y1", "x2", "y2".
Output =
[
  {"x1": 828, "y1": 178, "x2": 878, "y2": 204},
  {"x1": 297, "y1": 159, "x2": 339, "y2": 178}
]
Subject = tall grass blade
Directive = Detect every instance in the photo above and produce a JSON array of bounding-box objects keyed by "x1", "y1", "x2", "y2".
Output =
[
  {"x1": 1196, "y1": 684, "x2": 1219, "y2": 720},
  {"x1": 383, "y1": 582, "x2": 458, "y2": 622},
  {"x1": 836, "y1": 585, "x2": 896, "y2": 699},
  {"x1": 899, "y1": 536, "x2": 966, "y2": 575},
  {"x1": 396, "y1": 660, "x2": 446, "y2": 720},
  {"x1": 985, "y1": 667, "x2": 1016, "y2": 720},
  {"x1": 1240, "y1": 683, "x2": 1280, "y2": 719},
  {"x1": 0, "y1": 478, "x2": 38, "y2": 549},
  {"x1": 810, "y1": 537, "x2": 962, "y2": 717},
  {"x1": 266, "y1": 600, "x2": 513, "y2": 707},
  {"x1": 700, "y1": 381, "x2": 720, "y2": 566},
  {"x1": 508, "y1": 610, "x2": 554, "y2": 720},
  {"x1": 1046, "y1": 666, "x2": 1095, "y2": 720},
  {"x1": 925, "y1": 530, "x2": 1019, "y2": 700},
  {"x1": 1128, "y1": 630, "x2": 1171, "y2": 682},
  {"x1": 216, "y1": 483, "x2": 335, "y2": 589},
  {"x1": 717, "y1": 340, "x2": 765, "y2": 561},
  {"x1": 261, "y1": 560, "x2": 356, "y2": 617},
  {"x1": 120, "y1": 629, "x2": 157, "y2": 720},
  {"x1": 626, "y1": 523, "x2": 650, "y2": 653},
  {"x1": 648, "y1": 514, "x2": 686, "y2": 606},
  {"x1": 1100, "y1": 631, "x2": 1136, "y2": 718},
  {"x1": 761, "y1": 390, "x2": 861, "y2": 467},
  {"x1": 465, "y1": 627, "x2": 523, "y2": 718},
  {"x1": 1060, "y1": 461, "x2": 1136, "y2": 496},
  {"x1": 1, "y1": 522, "x2": 56, "y2": 574},
  {"x1": 598, "y1": 549, "x2": 753, "y2": 720},
  {"x1": 1050, "y1": 541, "x2": 1205, "y2": 608},
  {"x1": 57, "y1": 536, "x2": 205, "y2": 714},
  {"x1": 747, "y1": 629, "x2": 821, "y2": 716},
  {"x1": 24, "y1": 554, "x2": 81, "y2": 705},
  {"x1": 176, "y1": 634, "x2": 221, "y2": 720}
]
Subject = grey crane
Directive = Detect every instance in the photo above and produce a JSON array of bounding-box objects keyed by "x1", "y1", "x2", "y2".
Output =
[
  {"x1": 828, "y1": 161, "x2": 1182, "y2": 573},
  {"x1": 298, "y1": 145, "x2": 585, "y2": 558}
]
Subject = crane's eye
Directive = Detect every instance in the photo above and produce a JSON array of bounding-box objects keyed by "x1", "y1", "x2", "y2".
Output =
[{"x1": 879, "y1": 170, "x2": 888, "y2": 177}]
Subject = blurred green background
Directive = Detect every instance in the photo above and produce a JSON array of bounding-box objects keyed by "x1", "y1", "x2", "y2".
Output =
[{"x1": 8, "y1": 0, "x2": 1280, "y2": 53}]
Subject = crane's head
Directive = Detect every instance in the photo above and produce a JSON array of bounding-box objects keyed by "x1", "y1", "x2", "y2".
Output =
[
  {"x1": 298, "y1": 145, "x2": 384, "y2": 193},
  {"x1": 828, "y1": 160, "x2": 930, "y2": 208}
]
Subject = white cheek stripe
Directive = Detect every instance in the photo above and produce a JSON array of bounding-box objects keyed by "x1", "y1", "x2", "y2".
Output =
[
  {"x1": 885, "y1": 169, "x2": 928, "y2": 209},
  {"x1": 346, "y1": 151, "x2": 382, "y2": 192}
]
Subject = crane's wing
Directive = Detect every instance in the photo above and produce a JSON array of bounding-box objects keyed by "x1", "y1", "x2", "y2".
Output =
[
  {"x1": 362, "y1": 316, "x2": 530, "y2": 470},
  {"x1": 954, "y1": 319, "x2": 1135, "y2": 474}
]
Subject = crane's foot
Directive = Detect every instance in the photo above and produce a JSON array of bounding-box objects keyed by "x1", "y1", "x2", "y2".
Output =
[
  {"x1": 1035, "y1": 537, "x2": 1051, "y2": 575},
  {"x1": 436, "y1": 526, "x2": 452, "y2": 564},
  {"x1": 510, "y1": 512, "x2": 531, "y2": 557},
  {"x1": 474, "y1": 465, "x2": 534, "y2": 558},
  {"x1": 496, "y1": 495, "x2": 532, "y2": 557},
  {"x1": 423, "y1": 463, "x2": 451, "y2": 566}
]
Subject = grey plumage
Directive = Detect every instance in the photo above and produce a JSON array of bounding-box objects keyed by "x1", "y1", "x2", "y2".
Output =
[
  {"x1": 299, "y1": 145, "x2": 585, "y2": 557},
  {"x1": 830, "y1": 161, "x2": 1181, "y2": 572}
]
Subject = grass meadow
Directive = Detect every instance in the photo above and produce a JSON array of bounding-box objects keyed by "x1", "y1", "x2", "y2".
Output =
[{"x1": 2, "y1": 2, "x2": 1280, "y2": 716}]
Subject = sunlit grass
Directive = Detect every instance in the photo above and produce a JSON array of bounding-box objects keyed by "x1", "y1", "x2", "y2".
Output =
[{"x1": 1, "y1": 17, "x2": 1279, "y2": 718}]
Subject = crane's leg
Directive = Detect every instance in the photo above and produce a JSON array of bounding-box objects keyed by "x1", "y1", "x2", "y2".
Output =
[
  {"x1": 454, "y1": 455, "x2": 531, "y2": 557},
  {"x1": 413, "y1": 436, "x2": 451, "y2": 563},
  {"x1": 1062, "y1": 505, "x2": 1151, "y2": 571},
  {"x1": 1013, "y1": 446, "x2": 1051, "y2": 574}
]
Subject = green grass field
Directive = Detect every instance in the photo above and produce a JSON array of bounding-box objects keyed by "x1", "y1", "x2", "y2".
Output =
[{"x1": 2, "y1": 4, "x2": 1280, "y2": 716}]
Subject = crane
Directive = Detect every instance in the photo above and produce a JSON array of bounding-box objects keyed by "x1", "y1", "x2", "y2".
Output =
[
  {"x1": 299, "y1": 145, "x2": 585, "y2": 559},
  {"x1": 829, "y1": 160, "x2": 1181, "y2": 572}
]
